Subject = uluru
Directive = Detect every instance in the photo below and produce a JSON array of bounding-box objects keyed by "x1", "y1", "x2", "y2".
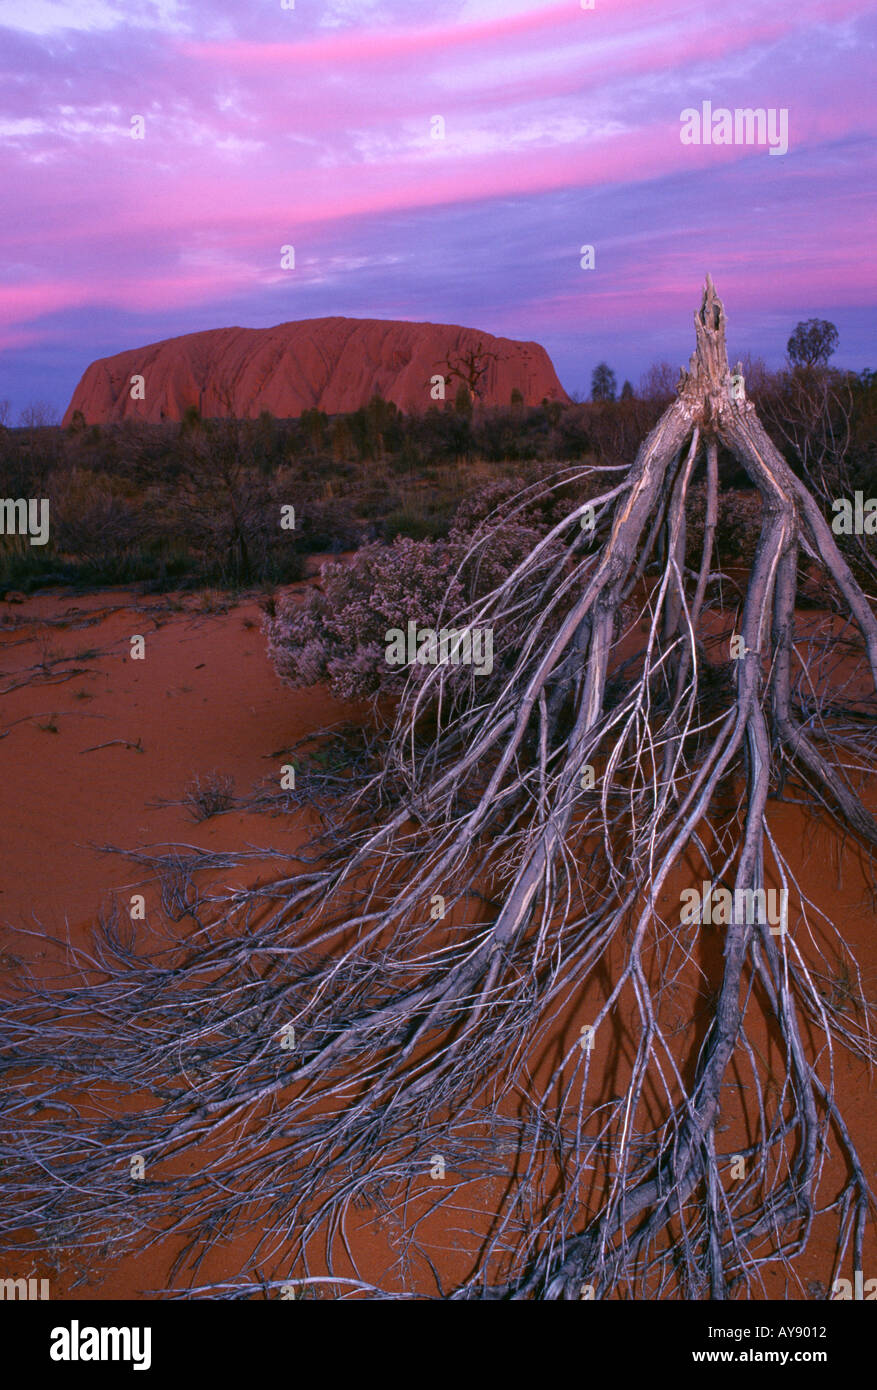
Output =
[{"x1": 62, "y1": 317, "x2": 570, "y2": 425}]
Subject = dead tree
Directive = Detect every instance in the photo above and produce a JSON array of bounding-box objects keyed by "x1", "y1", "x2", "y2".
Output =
[
  {"x1": 1, "y1": 280, "x2": 875, "y2": 1300},
  {"x1": 435, "y1": 339, "x2": 501, "y2": 402}
]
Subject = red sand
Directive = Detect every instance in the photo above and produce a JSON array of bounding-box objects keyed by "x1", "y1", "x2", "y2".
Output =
[{"x1": 1, "y1": 584, "x2": 875, "y2": 1299}]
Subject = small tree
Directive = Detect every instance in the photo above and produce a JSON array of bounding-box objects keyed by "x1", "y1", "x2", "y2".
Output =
[
  {"x1": 364, "y1": 393, "x2": 398, "y2": 455},
  {"x1": 330, "y1": 417, "x2": 355, "y2": 460},
  {"x1": 437, "y1": 340, "x2": 499, "y2": 403},
  {"x1": 620, "y1": 380, "x2": 634, "y2": 400},
  {"x1": 787, "y1": 318, "x2": 838, "y2": 370},
  {"x1": 590, "y1": 362, "x2": 617, "y2": 402},
  {"x1": 300, "y1": 407, "x2": 328, "y2": 453},
  {"x1": 639, "y1": 361, "x2": 678, "y2": 402},
  {"x1": 19, "y1": 401, "x2": 59, "y2": 428},
  {"x1": 179, "y1": 404, "x2": 203, "y2": 435}
]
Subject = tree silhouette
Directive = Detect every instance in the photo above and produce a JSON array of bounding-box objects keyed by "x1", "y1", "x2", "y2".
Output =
[
  {"x1": 591, "y1": 361, "x2": 617, "y2": 401},
  {"x1": 437, "y1": 340, "x2": 500, "y2": 402},
  {"x1": 787, "y1": 318, "x2": 839, "y2": 370}
]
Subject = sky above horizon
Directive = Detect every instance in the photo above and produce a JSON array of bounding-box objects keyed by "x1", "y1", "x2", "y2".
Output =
[{"x1": 1, "y1": 0, "x2": 875, "y2": 419}]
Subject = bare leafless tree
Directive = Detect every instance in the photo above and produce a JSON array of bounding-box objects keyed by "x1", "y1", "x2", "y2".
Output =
[{"x1": 435, "y1": 340, "x2": 501, "y2": 402}]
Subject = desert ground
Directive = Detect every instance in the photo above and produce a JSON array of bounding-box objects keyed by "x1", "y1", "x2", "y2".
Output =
[{"x1": 2, "y1": 571, "x2": 875, "y2": 1299}]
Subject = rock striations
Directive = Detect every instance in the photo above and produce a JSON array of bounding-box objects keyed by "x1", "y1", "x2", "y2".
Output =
[{"x1": 63, "y1": 317, "x2": 570, "y2": 425}]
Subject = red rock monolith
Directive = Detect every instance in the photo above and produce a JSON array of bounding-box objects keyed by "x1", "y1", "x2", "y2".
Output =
[{"x1": 63, "y1": 317, "x2": 570, "y2": 424}]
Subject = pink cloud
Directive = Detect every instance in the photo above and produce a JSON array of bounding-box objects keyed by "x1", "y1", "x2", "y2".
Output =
[
  {"x1": 180, "y1": 0, "x2": 876, "y2": 74},
  {"x1": 4, "y1": 0, "x2": 876, "y2": 393},
  {"x1": 181, "y1": 5, "x2": 581, "y2": 70},
  {"x1": 0, "y1": 281, "x2": 93, "y2": 320},
  {"x1": 46, "y1": 94, "x2": 870, "y2": 247}
]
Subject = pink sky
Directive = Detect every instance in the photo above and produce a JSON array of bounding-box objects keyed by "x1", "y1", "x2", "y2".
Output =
[{"x1": 1, "y1": 0, "x2": 875, "y2": 412}]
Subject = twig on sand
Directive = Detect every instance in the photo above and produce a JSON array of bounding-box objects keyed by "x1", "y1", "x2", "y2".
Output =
[{"x1": 80, "y1": 737, "x2": 145, "y2": 754}]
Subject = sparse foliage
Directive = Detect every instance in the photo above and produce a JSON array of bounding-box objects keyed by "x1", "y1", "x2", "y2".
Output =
[{"x1": 787, "y1": 318, "x2": 839, "y2": 370}]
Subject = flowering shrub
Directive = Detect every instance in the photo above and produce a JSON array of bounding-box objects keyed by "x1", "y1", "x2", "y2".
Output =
[
  {"x1": 265, "y1": 536, "x2": 467, "y2": 700},
  {"x1": 450, "y1": 479, "x2": 557, "y2": 597},
  {"x1": 264, "y1": 480, "x2": 572, "y2": 701}
]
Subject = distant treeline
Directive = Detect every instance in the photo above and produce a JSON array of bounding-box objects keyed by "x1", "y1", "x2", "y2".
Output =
[{"x1": 1, "y1": 362, "x2": 874, "y2": 594}]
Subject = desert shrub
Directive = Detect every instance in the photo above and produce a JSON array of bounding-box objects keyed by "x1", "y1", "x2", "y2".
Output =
[
  {"x1": 292, "y1": 498, "x2": 362, "y2": 553},
  {"x1": 0, "y1": 547, "x2": 70, "y2": 593},
  {"x1": 265, "y1": 536, "x2": 467, "y2": 700},
  {"x1": 471, "y1": 408, "x2": 526, "y2": 462},
  {"x1": 358, "y1": 484, "x2": 400, "y2": 519},
  {"x1": 49, "y1": 469, "x2": 144, "y2": 569},
  {"x1": 406, "y1": 407, "x2": 472, "y2": 463},
  {"x1": 163, "y1": 428, "x2": 310, "y2": 585},
  {"x1": 451, "y1": 476, "x2": 573, "y2": 535},
  {"x1": 265, "y1": 481, "x2": 573, "y2": 704},
  {"x1": 0, "y1": 429, "x2": 62, "y2": 499},
  {"x1": 1, "y1": 458, "x2": 155, "y2": 589},
  {"x1": 138, "y1": 548, "x2": 196, "y2": 593},
  {"x1": 446, "y1": 477, "x2": 568, "y2": 596},
  {"x1": 299, "y1": 408, "x2": 329, "y2": 453},
  {"x1": 389, "y1": 441, "x2": 425, "y2": 475},
  {"x1": 547, "y1": 407, "x2": 593, "y2": 459},
  {"x1": 183, "y1": 771, "x2": 236, "y2": 821},
  {"x1": 849, "y1": 368, "x2": 877, "y2": 491},
  {"x1": 381, "y1": 506, "x2": 453, "y2": 541},
  {"x1": 684, "y1": 485, "x2": 762, "y2": 569}
]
